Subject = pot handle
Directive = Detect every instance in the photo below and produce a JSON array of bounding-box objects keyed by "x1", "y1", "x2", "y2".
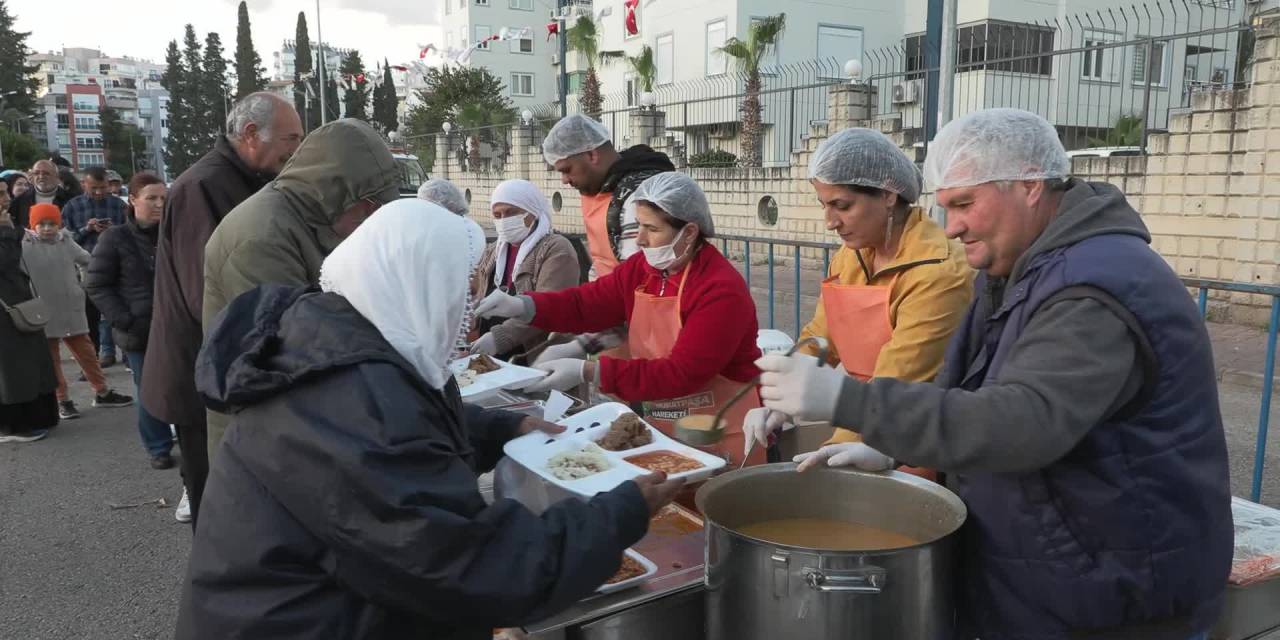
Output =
[{"x1": 802, "y1": 566, "x2": 885, "y2": 594}]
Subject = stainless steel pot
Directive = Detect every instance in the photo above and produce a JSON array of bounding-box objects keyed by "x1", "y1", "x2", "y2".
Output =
[{"x1": 695, "y1": 464, "x2": 967, "y2": 640}]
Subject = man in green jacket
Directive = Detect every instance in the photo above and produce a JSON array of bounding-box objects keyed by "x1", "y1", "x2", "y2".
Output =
[{"x1": 202, "y1": 118, "x2": 401, "y2": 458}]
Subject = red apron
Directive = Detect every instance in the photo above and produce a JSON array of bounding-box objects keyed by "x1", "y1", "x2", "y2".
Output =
[
  {"x1": 628, "y1": 269, "x2": 767, "y2": 469},
  {"x1": 821, "y1": 273, "x2": 937, "y2": 481}
]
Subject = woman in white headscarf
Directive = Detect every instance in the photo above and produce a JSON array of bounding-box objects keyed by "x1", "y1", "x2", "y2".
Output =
[
  {"x1": 179, "y1": 199, "x2": 682, "y2": 640},
  {"x1": 469, "y1": 179, "x2": 581, "y2": 361}
]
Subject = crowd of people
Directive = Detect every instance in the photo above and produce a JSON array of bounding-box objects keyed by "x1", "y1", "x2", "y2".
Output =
[{"x1": 0, "y1": 90, "x2": 1231, "y2": 640}]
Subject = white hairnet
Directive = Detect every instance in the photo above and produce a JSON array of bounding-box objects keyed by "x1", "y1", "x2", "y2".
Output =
[
  {"x1": 629, "y1": 173, "x2": 714, "y2": 238},
  {"x1": 808, "y1": 128, "x2": 922, "y2": 203},
  {"x1": 417, "y1": 178, "x2": 469, "y2": 216},
  {"x1": 924, "y1": 108, "x2": 1070, "y2": 190},
  {"x1": 542, "y1": 114, "x2": 611, "y2": 165}
]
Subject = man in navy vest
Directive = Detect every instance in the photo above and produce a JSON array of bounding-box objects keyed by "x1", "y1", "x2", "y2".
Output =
[{"x1": 752, "y1": 108, "x2": 1232, "y2": 640}]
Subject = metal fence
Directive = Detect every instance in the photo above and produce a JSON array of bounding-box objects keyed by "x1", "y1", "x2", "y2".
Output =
[
  {"x1": 566, "y1": 232, "x2": 1280, "y2": 503},
  {"x1": 433, "y1": 0, "x2": 1254, "y2": 171}
]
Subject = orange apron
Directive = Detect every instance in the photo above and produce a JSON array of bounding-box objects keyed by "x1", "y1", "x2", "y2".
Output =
[
  {"x1": 581, "y1": 193, "x2": 618, "y2": 279},
  {"x1": 821, "y1": 272, "x2": 937, "y2": 481},
  {"x1": 628, "y1": 269, "x2": 767, "y2": 469}
]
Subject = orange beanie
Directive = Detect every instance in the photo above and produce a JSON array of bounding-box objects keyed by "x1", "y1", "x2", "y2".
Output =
[{"x1": 28, "y1": 203, "x2": 61, "y2": 229}]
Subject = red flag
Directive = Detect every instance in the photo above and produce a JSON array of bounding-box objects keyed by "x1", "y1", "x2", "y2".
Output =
[
  {"x1": 390, "y1": 65, "x2": 408, "y2": 71},
  {"x1": 546, "y1": 21, "x2": 559, "y2": 41},
  {"x1": 419, "y1": 44, "x2": 436, "y2": 59},
  {"x1": 624, "y1": 0, "x2": 639, "y2": 36},
  {"x1": 355, "y1": 73, "x2": 366, "y2": 84}
]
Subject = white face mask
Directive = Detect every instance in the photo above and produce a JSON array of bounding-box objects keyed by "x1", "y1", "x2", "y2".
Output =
[
  {"x1": 494, "y1": 213, "x2": 534, "y2": 244},
  {"x1": 642, "y1": 226, "x2": 692, "y2": 271}
]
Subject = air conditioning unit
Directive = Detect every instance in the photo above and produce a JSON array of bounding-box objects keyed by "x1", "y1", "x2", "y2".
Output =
[
  {"x1": 551, "y1": 52, "x2": 561, "y2": 65},
  {"x1": 891, "y1": 81, "x2": 920, "y2": 105}
]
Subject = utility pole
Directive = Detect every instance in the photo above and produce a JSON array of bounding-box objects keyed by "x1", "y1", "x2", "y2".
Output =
[
  {"x1": 937, "y1": 0, "x2": 957, "y2": 134},
  {"x1": 924, "y1": 0, "x2": 942, "y2": 146},
  {"x1": 316, "y1": 0, "x2": 327, "y2": 126},
  {"x1": 558, "y1": 0, "x2": 568, "y2": 118}
]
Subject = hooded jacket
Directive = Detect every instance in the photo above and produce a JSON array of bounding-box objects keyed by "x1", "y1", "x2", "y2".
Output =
[
  {"x1": 828, "y1": 180, "x2": 1232, "y2": 637},
  {"x1": 600, "y1": 145, "x2": 674, "y2": 261},
  {"x1": 202, "y1": 119, "x2": 400, "y2": 456},
  {"x1": 178, "y1": 284, "x2": 649, "y2": 640},
  {"x1": 21, "y1": 228, "x2": 90, "y2": 338}
]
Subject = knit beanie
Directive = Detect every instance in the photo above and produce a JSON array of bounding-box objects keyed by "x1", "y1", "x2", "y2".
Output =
[{"x1": 29, "y1": 203, "x2": 61, "y2": 229}]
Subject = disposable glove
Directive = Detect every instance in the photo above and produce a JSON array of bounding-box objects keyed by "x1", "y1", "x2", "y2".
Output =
[
  {"x1": 475, "y1": 289, "x2": 527, "y2": 319},
  {"x1": 742, "y1": 407, "x2": 789, "y2": 458},
  {"x1": 755, "y1": 353, "x2": 846, "y2": 423},
  {"x1": 794, "y1": 443, "x2": 894, "y2": 473},
  {"x1": 533, "y1": 339, "x2": 587, "y2": 366},
  {"x1": 470, "y1": 333, "x2": 499, "y2": 356},
  {"x1": 522, "y1": 358, "x2": 586, "y2": 393}
]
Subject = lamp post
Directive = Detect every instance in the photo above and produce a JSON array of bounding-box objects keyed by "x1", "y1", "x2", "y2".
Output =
[
  {"x1": 316, "y1": 0, "x2": 327, "y2": 126},
  {"x1": 843, "y1": 59, "x2": 864, "y2": 85},
  {"x1": 521, "y1": 109, "x2": 533, "y2": 126}
]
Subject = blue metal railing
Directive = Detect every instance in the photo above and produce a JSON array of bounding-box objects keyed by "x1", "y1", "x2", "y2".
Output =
[{"x1": 569, "y1": 232, "x2": 1279, "y2": 502}]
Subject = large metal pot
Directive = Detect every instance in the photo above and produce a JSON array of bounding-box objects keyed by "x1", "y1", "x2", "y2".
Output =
[{"x1": 695, "y1": 464, "x2": 966, "y2": 640}]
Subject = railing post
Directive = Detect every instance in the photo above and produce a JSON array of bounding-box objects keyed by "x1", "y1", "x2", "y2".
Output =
[
  {"x1": 788, "y1": 88, "x2": 797, "y2": 153},
  {"x1": 1198, "y1": 288, "x2": 1209, "y2": 319},
  {"x1": 1251, "y1": 296, "x2": 1280, "y2": 502},
  {"x1": 1139, "y1": 38, "x2": 1155, "y2": 155},
  {"x1": 744, "y1": 241, "x2": 752, "y2": 292},
  {"x1": 794, "y1": 245, "x2": 802, "y2": 338},
  {"x1": 768, "y1": 243, "x2": 776, "y2": 330}
]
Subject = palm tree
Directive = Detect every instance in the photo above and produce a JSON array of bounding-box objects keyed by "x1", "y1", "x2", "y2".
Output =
[
  {"x1": 627, "y1": 45, "x2": 657, "y2": 107},
  {"x1": 1088, "y1": 114, "x2": 1143, "y2": 148},
  {"x1": 567, "y1": 15, "x2": 623, "y2": 118},
  {"x1": 719, "y1": 13, "x2": 786, "y2": 167}
]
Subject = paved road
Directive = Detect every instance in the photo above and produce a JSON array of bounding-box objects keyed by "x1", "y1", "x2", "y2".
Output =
[{"x1": 2, "y1": 352, "x2": 1278, "y2": 639}]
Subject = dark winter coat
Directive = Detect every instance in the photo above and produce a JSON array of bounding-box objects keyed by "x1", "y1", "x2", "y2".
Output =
[
  {"x1": 142, "y1": 136, "x2": 274, "y2": 426},
  {"x1": 7, "y1": 187, "x2": 73, "y2": 231},
  {"x1": 0, "y1": 225, "x2": 57, "y2": 406},
  {"x1": 177, "y1": 284, "x2": 649, "y2": 640},
  {"x1": 85, "y1": 219, "x2": 158, "y2": 353},
  {"x1": 600, "y1": 145, "x2": 674, "y2": 261}
]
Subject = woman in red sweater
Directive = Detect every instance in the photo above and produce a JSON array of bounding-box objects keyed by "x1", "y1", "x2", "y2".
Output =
[{"x1": 476, "y1": 173, "x2": 764, "y2": 466}]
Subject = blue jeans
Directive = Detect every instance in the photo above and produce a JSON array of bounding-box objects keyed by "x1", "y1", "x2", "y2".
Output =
[
  {"x1": 125, "y1": 351, "x2": 173, "y2": 457},
  {"x1": 99, "y1": 318, "x2": 115, "y2": 357}
]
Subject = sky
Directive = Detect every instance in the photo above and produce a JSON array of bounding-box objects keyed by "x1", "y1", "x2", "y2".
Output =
[{"x1": 15, "y1": 0, "x2": 445, "y2": 76}]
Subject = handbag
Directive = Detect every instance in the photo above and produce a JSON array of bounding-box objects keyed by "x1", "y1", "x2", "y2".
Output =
[{"x1": 2, "y1": 257, "x2": 49, "y2": 333}]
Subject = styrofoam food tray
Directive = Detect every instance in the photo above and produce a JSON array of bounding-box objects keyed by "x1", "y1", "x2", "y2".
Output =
[
  {"x1": 596, "y1": 549, "x2": 658, "y2": 594},
  {"x1": 450, "y1": 354, "x2": 546, "y2": 400},
  {"x1": 502, "y1": 403, "x2": 727, "y2": 498}
]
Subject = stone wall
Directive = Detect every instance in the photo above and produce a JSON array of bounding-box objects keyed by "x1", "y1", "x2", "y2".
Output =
[{"x1": 439, "y1": 9, "x2": 1280, "y2": 326}]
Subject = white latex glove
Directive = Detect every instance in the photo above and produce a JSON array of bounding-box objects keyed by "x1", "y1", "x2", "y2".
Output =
[
  {"x1": 533, "y1": 339, "x2": 587, "y2": 366},
  {"x1": 742, "y1": 407, "x2": 789, "y2": 458},
  {"x1": 793, "y1": 443, "x2": 894, "y2": 473},
  {"x1": 475, "y1": 289, "x2": 526, "y2": 319},
  {"x1": 755, "y1": 353, "x2": 845, "y2": 423},
  {"x1": 522, "y1": 358, "x2": 586, "y2": 393},
  {"x1": 470, "y1": 333, "x2": 499, "y2": 356}
]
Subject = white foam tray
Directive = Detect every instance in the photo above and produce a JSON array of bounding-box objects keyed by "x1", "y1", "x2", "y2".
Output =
[
  {"x1": 596, "y1": 549, "x2": 659, "y2": 594},
  {"x1": 502, "y1": 403, "x2": 727, "y2": 498},
  {"x1": 450, "y1": 354, "x2": 547, "y2": 400}
]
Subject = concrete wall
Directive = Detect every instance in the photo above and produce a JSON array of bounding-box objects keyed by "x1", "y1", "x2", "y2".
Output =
[{"x1": 440, "y1": 9, "x2": 1280, "y2": 327}]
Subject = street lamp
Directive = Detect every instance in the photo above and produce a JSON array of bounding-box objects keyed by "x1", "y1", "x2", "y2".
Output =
[
  {"x1": 521, "y1": 109, "x2": 533, "y2": 126},
  {"x1": 844, "y1": 59, "x2": 864, "y2": 85},
  {"x1": 639, "y1": 92, "x2": 657, "y2": 110},
  {"x1": 442, "y1": 121, "x2": 453, "y2": 134}
]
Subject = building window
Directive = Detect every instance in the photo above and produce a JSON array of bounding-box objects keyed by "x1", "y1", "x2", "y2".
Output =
[
  {"x1": 446, "y1": 32, "x2": 454, "y2": 50},
  {"x1": 510, "y1": 34, "x2": 533, "y2": 54},
  {"x1": 1081, "y1": 31, "x2": 1119, "y2": 81},
  {"x1": 509, "y1": 0, "x2": 532, "y2": 9},
  {"x1": 1132, "y1": 39, "x2": 1167, "y2": 86},
  {"x1": 817, "y1": 25, "x2": 864, "y2": 78},
  {"x1": 511, "y1": 72, "x2": 535, "y2": 96},
  {"x1": 655, "y1": 33, "x2": 674, "y2": 86},
  {"x1": 955, "y1": 21, "x2": 1055, "y2": 76},
  {"x1": 56, "y1": 114, "x2": 69, "y2": 129},
  {"x1": 74, "y1": 117, "x2": 99, "y2": 130},
  {"x1": 905, "y1": 34, "x2": 925, "y2": 80},
  {"x1": 475, "y1": 0, "x2": 488, "y2": 5},
  {"x1": 475, "y1": 26, "x2": 492, "y2": 50},
  {"x1": 460, "y1": 26, "x2": 468, "y2": 48},
  {"x1": 706, "y1": 19, "x2": 727, "y2": 76}
]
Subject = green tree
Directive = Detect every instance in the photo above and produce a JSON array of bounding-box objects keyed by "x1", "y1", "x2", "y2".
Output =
[
  {"x1": 371, "y1": 59, "x2": 400, "y2": 134},
  {"x1": 234, "y1": 1, "x2": 267, "y2": 99},
  {"x1": 626, "y1": 45, "x2": 656, "y2": 99},
  {"x1": 0, "y1": 0, "x2": 42, "y2": 126},
  {"x1": 719, "y1": 13, "x2": 785, "y2": 167},
  {"x1": 566, "y1": 15, "x2": 622, "y2": 118},
  {"x1": 293, "y1": 13, "x2": 319, "y2": 132},
  {"x1": 339, "y1": 50, "x2": 369, "y2": 121},
  {"x1": 322, "y1": 71, "x2": 340, "y2": 123},
  {"x1": 404, "y1": 66, "x2": 514, "y2": 171},
  {"x1": 99, "y1": 105, "x2": 148, "y2": 179},
  {"x1": 201, "y1": 32, "x2": 230, "y2": 151},
  {"x1": 0, "y1": 127, "x2": 43, "y2": 170},
  {"x1": 162, "y1": 33, "x2": 200, "y2": 176}
]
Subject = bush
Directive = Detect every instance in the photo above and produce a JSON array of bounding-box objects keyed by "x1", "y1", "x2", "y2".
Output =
[{"x1": 688, "y1": 149, "x2": 737, "y2": 168}]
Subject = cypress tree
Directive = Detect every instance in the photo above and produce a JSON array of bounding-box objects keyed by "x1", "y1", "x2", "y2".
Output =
[
  {"x1": 373, "y1": 59, "x2": 399, "y2": 133},
  {"x1": 339, "y1": 50, "x2": 368, "y2": 121},
  {"x1": 293, "y1": 12, "x2": 319, "y2": 132},
  {"x1": 234, "y1": 1, "x2": 267, "y2": 99},
  {"x1": 161, "y1": 32, "x2": 200, "y2": 176},
  {"x1": 0, "y1": 1, "x2": 41, "y2": 124},
  {"x1": 201, "y1": 32, "x2": 229, "y2": 152}
]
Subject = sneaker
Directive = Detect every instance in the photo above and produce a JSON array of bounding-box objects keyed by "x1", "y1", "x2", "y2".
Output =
[
  {"x1": 175, "y1": 489, "x2": 192, "y2": 523},
  {"x1": 58, "y1": 401, "x2": 81, "y2": 420},
  {"x1": 0, "y1": 429, "x2": 49, "y2": 443},
  {"x1": 99, "y1": 353, "x2": 116, "y2": 368},
  {"x1": 150, "y1": 453, "x2": 175, "y2": 470},
  {"x1": 77, "y1": 373, "x2": 87, "y2": 382},
  {"x1": 92, "y1": 390, "x2": 133, "y2": 408}
]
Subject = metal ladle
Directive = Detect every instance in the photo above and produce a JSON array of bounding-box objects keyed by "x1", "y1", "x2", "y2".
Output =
[{"x1": 671, "y1": 337, "x2": 830, "y2": 458}]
